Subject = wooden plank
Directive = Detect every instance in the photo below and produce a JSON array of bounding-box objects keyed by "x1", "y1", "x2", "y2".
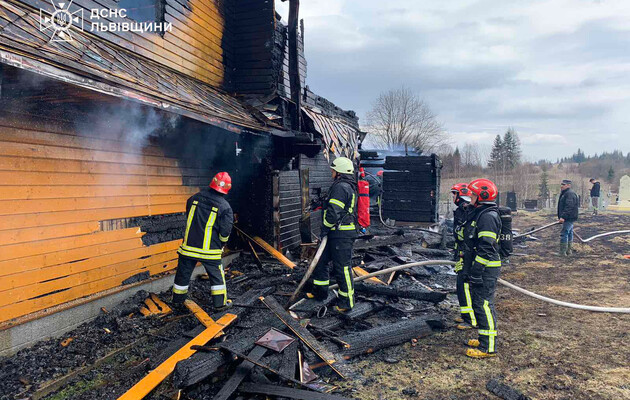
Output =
[
  {"x1": 0, "y1": 170, "x2": 185, "y2": 186},
  {"x1": 0, "y1": 155, "x2": 210, "y2": 177},
  {"x1": 0, "y1": 140, "x2": 178, "y2": 167},
  {"x1": 0, "y1": 221, "x2": 99, "y2": 245},
  {"x1": 0, "y1": 236, "x2": 143, "y2": 276},
  {"x1": 353, "y1": 267, "x2": 386, "y2": 285},
  {"x1": 0, "y1": 195, "x2": 190, "y2": 215},
  {"x1": 238, "y1": 383, "x2": 352, "y2": 400},
  {"x1": 0, "y1": 203, "x2": 185, "y2": 230},
  {"x1": 0, "y1": 227, "x2": 142, "y2": 262},
  {"x1": 0, "y1": 249, "x2": 177, "y2": 307},
  {"x1": 0, "y1": 126, "x2": 165, "y2": 156},
  {"x1": 0, "y1": 240, "x2": 180, "y2": 292},
  {"x1": 212, "y1": 345, "x2": 268, "y2": 400},
  {"x1": 0, "y1": 259, "x2": 178, "y2": 323},
  {"x1": 183, "y1": 299, "x2": 215, "y2": 327},
  {"x1": 260, "y1": 296, "x2": 346, "y2": 379},
  {"x1": 116, "y1": 313, "x2": 237, "y2": 400},
  {"x1": 0, "y1": 185, "x2": 196, "y2": 200}
]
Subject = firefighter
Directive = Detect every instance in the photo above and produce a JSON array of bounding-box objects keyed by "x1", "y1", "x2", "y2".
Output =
[
  {"x1": 171, "y1": 172, "x2": 234, "y2": 310},
  {"x1": 450, "y1": 183, "x2": 476, "y2": 330},
  {"x1": 558, "y1": 179, "x2": 579, "y2": 256},
  {"x1": 463, "y1": 178, "x2": 501, "y2": 358},
  {"x1": 308, "y1": 156, "x2": 358, "y2": 312}
]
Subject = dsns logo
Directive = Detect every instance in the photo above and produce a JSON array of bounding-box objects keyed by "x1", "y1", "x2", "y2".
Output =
[{"x1": 39, "y1": 0, "x2": 84, "y2": 42}]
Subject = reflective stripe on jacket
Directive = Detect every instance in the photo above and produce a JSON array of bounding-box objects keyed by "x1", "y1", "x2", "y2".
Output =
[
  {"x1": 463, "y1": 203, "x2": 502, "y2": 275},
  {"x1": 322, "y1": 175, "x2": 358, "y2": 239},
  {"x1": 178, "y1": 188, "x2": 233, "y2": 260}
]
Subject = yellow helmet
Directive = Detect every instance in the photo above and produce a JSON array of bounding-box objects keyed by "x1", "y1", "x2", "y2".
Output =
[{"x1": 331, "y1": 157, "x2": 355, "y2": 174}]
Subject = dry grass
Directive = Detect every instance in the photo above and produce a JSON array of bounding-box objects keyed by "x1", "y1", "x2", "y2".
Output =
[{"x1": 347, "y1": 212, "x2": 630, "y2": 400}]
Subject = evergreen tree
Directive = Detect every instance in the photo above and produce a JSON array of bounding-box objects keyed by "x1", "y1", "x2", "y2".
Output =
[
  {"x1": 503, "y1": 128, "x2": 521, "y2": 169},
  {"x1": 539, "y1": 169, "x2": 550, "y2": 201},
  {"x1": 607, "y1": 165, "x2": 615, "y2": 182},
  {"x1": 488, "y1": 135, "x2": 504, "y2": 169}
]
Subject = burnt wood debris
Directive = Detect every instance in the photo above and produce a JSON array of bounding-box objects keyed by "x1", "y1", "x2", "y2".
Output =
[{"x1": 0, "y1": 225, "x2": 458, "y2": 399}]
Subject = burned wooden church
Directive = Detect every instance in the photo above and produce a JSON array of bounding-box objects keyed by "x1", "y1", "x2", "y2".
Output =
[{"x1": 0, "y1": 0, "x2": 363, "y2": 347}]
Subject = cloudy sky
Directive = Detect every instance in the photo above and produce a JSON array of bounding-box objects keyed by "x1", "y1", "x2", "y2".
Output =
[{"x1": 276, "y1": 0, "x2": 630, "y2": 162}]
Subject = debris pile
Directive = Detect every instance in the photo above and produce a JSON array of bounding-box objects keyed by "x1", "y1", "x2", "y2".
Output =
[{"x1": 0, "y1": 227, "x2": 457, "y2": 400}]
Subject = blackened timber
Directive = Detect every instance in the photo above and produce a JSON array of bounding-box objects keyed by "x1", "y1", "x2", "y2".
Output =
[
  {"x1": 288, "y1": 0, "x2": 302, "y2": 130},
  {"x1": 341, "y1": 318, "x2": 435, "y2": 359},
  {"x1": 212, "y1": 346, "x2": 268, "y2": 400},
  {"x1": 278, "y1": 341, "x2": 299, "y2": 380},
  {"x1": 260, "y1": 296, "x2": 348, "y2": 379},
  {"x1": 239, "y1": 383, "x2": 354, "y2": 400},
  {"x1": 354, "y1": 233, "x2": 423, "y2": 250},
  {"x1": 486, "y1": 379, "x2": 532, "y2": 400},
  {"x1": 340, "y1": 301, "x2": 384, "y2": 321},
  {"x1": 353, "y1": 283, "x2": 447, "y2": 303}
]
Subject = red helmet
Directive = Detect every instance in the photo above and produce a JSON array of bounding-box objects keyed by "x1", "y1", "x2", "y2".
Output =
[
  {"x1": 450, "y1": 183, "x2": 470, "y2": 197},
  {"x1": 376, "y1": 170, "x2": 384, "y2": 177},
  {"x1": 468, "y1": 178, "x2": 498, "y2": 203},
  {"x1": 210, "y1": 172, "x2": 232, "y2": 194}
]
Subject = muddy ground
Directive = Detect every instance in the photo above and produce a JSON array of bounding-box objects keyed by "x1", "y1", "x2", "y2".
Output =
[
  {"x1": 1, "y1": 212, "x2": 628, "y2": 400},
  {"x1": 343, "y1": 211, "x2": 630, "y2": 400}
]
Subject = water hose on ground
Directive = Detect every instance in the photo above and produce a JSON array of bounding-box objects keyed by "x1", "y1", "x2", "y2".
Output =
[
  {"x1": 328, "y1": 260, "x2": 630, "y2": 314},
  {"x1": 575, "y1": 230, "x2": 630, "y2": 243}
]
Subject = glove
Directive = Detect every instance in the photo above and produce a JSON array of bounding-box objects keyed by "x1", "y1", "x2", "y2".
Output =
[
  {"x1": 467, "y1": 274, "x2": 483, "y2": 287},
  {"x1": 454, "y1": 258, "x2": 463, "y2": 273}
]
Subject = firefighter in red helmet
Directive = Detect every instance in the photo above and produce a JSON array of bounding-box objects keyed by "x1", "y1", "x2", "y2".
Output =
[
  {"x1": 462, "y1": 178, "x2": 502, "y2": 358},
  {"x1": 450, "y1": 183, "x2": 476, "y2": 330},
  {"x1": 171, "y1": 172, "x2": 234, "y2": 310}
]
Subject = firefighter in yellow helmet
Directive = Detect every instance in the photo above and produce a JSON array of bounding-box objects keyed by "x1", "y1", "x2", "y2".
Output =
[{"x1": 308, "y1": 157, "x2": 358, "y2": 312}]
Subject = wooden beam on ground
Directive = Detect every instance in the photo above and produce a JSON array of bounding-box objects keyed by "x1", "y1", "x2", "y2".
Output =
[
  {"x1": 352, "y1": 267, "x2": 386, "y2": 285},
  {"x1": 212, "y1": 345, "x2": 268, "y2": 400},
  {"x1": 217, "y1": 345, "x2": 308, "y2": 388},
  {"x1": 340, "y1": 317, "x2": 435, "y2": 359},
  {"x1": 183, "y1": 300, "x2": 214, "y2": 327},
  {"x1": 353, "y1": 283, "x2": 447, "y2": 303},
  {"x1": 234, "y1": 226, "x2": 296, "y2": 269},
  {"x1": 116, "y1": 313, "x2": 237, "y2": 400},
  {"x1": 279, "y1": 340, "x2": 299, "y2": 379},
  {"x1": 238, "y1": 383, "x2": 354, "y2": 400},
  {"x1": 260, "y1": 296, "x2": 347, "y2": 379}
]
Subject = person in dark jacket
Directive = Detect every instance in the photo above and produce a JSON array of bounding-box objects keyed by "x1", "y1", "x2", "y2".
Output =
[
  {"x1": 462, "y1": 178, "x2": 502, "y2": 359},
  {"x1": 308, "y1": 157, "x2": 358, "y2": 312},
  {"x1": 450, "y1": 183, "x2": 475, "y2": 330},
  {"x1": 589, "y1": 178, "x2": 601, "y2": 215},
  {"x1": 172, "y1": 172, "x2": 234, "y2": 310},
  {"x1": 558, "y1": 179, "x2": 579, "y2": 256}
]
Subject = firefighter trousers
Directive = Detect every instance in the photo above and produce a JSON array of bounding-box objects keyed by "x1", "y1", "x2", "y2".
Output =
[
  {"x1": 172, "y1": 255, "x2": 227, "y2": 308},
  {"x1": 456, "y1": 269, "x2": 477, "y2": 326},
  {"x1": 310, "y1": 237, "x2": 355, "y2": 309},
  {"x1": 471, "y1": 266, "x2": 500, "y2": 353}
]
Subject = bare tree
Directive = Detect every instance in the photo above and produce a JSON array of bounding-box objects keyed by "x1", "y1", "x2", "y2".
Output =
[
  {"x1": 461, "y1": 142, "x2": 482, "y2": 168},
  {"x1": 366, "y1": 88, "x2": 445, "y2": 152}
]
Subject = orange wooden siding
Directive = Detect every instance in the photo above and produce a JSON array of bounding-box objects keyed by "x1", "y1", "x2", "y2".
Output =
[{"x1": 0, "y1": 121, "x2": 202, "y2": 325}]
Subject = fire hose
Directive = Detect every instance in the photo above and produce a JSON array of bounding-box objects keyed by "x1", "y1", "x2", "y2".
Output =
[{"x1": 328, "y1": 260, "x2": 630, "y2": 313}]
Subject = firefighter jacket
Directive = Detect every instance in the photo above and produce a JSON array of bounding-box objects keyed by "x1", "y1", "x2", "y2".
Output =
[
  {"x1": 321, "y1": 174, "x2": 358, "y2": 239},
  {"x1": 453, "y1": 202, "x2": 469, "y2": 254},
  {"x1": 178, "y1": 188, "x2": 233, "y2": 261},
  {"x1": 558, "y1": 187, "x2": 579, "y2": 221},
  {"x1": 463, "y1": 202, "x2": 502, "y2": 279}
]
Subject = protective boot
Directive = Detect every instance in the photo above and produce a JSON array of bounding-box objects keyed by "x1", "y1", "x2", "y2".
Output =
[
  {"x1": 558, "y1": 242, "x2": 568, "y2": 257},
  {"x1": 466, "y1": 339, "x2": 480, "y2": 347},
  {"x1": 466, "y1": 348, "x2": 496, "y2": 358},
  {"x1": 454, "y1": 316, "x2": 464, "y2": 323},
  {"x1": 566, "y1": 242, "x2": 573, "y2": 256},
  {"x1": 214, "y1": 299, "x2": 233, "y2": 312},
  {"x1": 456, "y1": 323, "x2": 475, "y2": 330}
]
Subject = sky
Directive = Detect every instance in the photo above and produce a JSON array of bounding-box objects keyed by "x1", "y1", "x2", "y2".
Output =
[{"x1": 276, "y1": 0, "x2": 630, "y2": 162}]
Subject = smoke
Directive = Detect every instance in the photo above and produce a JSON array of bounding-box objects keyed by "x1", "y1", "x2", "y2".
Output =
[{"x1": 76, "y1": 101, "x2": 180, "y2": 148}]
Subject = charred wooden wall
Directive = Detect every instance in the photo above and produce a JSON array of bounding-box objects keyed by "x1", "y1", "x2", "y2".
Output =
[
  {"x1": 299, "y1": 153, "x2": 333, "y2": 237},
  {"x1": 0, "y1": 66, "x2": 271, "y2": 326},
  {"x1": 382, "y1": 155, "x2": 441, "y2": 223},
  {"x1": 225, "y1": 0, "x2": 278, "y2": 94},
  {"x1": 277, "y1": 170, "x2": 301, "y2": 250},
  {"x1": 18, "y1": 0, "x2": 232, "y2": 87}
]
